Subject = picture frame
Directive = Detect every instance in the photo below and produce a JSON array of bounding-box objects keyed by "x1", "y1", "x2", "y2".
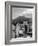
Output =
[{"x1": 5, "y1": 1, "x2": 37, "y2": 44}]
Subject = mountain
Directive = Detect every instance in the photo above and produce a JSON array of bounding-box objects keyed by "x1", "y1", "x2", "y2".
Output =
[{"x1": 12, "y1": 16, "x2": 32, "y2": 25}]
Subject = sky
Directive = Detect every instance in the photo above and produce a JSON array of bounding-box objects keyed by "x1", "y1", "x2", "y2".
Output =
[{"x1": 12, "y1": 7, "x2": 34, "y2": 19}]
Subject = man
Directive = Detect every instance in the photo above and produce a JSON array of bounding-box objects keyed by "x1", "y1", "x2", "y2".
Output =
[
  {"x1": 23, "y1": 21, "x2": 29, "y2": 37},
  {"x1": 16, "y1": 23, "x2": 20, "y2": 38},
  {"x1": 12, "y1": 24, "x2": 16, "y2": 38}
]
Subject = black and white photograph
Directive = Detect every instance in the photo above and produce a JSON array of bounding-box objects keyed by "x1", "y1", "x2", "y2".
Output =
[
  {"x1": 11, "y1": 7, "x2": 32, "y2": 38},
  {"x1": 5, "y1": 2, "x2": 37, "y2": 44}
]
